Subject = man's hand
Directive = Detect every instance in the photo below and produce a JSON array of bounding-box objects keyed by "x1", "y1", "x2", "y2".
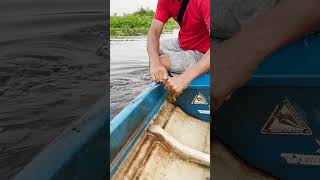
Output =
[
  {"x1": 212, "y1": 43, "x2": 257, "y2": 112},
  {"x1": 150, "y1": 64, "x2": 168, "y2": 83},
  {"x1": 164, "y1": 74, "x2": 191, "y2": 96}
]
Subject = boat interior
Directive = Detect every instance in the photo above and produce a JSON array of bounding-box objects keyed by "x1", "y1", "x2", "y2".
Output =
[{"x1": 112, "y1": 101, "x2": 210, "y2": 180}]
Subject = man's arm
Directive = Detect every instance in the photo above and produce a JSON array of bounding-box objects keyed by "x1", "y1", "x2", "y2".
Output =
[
  {"x1": 165, "y1": 49, "x2": 210, "y2": 96},
  {"x1": 184, "y1": 49, "x2": 210, "y2": 81},
  {"x1": 147, "y1": 19, "x2": 168, "y2": 83},
  {"x1": 212, "y1": 0, "x2": 320, "y2": 111}
]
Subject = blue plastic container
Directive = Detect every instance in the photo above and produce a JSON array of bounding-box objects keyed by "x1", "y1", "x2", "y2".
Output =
[
  {"x1": 177, "y1": 73, "x2": 210, "y2": 121},
  {"x1": 214, "y1": 34, "x2": 320, "y2": 179}
]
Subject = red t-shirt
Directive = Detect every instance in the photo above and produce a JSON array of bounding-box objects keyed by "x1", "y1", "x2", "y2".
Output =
[{"x1": 155, "y1": 0, "x2": 210, "y2": 53}]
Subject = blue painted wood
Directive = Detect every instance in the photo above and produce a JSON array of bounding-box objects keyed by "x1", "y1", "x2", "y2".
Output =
[
  {"x1": 14, "y1": 97, "x2": 108, "y2": 180},
  {"x1": 214, "y1": 34, "x2": 320, "y2": 180}
]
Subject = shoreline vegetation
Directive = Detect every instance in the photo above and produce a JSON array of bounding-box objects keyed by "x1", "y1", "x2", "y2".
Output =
[{"x1": 110, "y1": 8, "x2": 179, "y2": 37}]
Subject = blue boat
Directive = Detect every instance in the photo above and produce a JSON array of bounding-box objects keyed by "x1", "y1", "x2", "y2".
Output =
[
  {"x1": 214, "y1": 33, "x2": 320, "y2": 180},
  {"x1": 110, "y1": 73, "x2": 210, "y2": 179}
]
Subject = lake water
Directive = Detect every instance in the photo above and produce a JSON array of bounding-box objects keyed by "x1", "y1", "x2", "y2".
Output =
[
  {"x1": 0, "y1": 1, "x2": 107, "y2": 178},
  {"x1": 0, "y1": 0, "x2": 173, "y2": 177}
]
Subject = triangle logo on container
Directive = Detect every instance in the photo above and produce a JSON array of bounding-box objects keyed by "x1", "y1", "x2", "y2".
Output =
[
  {"x1": 261, "y1": 99, "x2": 312, "y2": 135},
  {"x1": 191, "y1": 93, "x2": 208, "y2": 105}
]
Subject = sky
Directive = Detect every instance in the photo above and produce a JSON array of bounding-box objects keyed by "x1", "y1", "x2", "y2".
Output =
[{"x1": 110, "y1": 0, "x2": 157, "y2": 15}]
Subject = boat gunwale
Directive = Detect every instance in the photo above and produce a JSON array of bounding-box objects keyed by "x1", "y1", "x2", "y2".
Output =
[
  {"x1": 110, "y1": 83, "x2": 163, "y2": 131},
  {"x1": 110, "y1": 83, "x2": 168, "y2": 176}
]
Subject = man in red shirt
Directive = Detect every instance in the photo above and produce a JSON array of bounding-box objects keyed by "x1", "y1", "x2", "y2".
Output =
[{"x1": 147, "y1": 0, "x2": 210, "y2": 96}]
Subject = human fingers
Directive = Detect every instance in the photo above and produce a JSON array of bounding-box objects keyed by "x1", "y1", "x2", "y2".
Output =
[
  {"x1": 165, "y1": 79, "x2": 175, "y2": 94},
  {"x1": 162, "y1": 71, "x2": 169, "y2": 84},
  {"x1": 158, "y1": 71, "x2": 164, "y2": 83},
  {"x1": 150, "y1": 73, "x2": 156, "y2": 82},
  {"x1": 171, "y1": 83, "x2": 181, "y2": 96},
  {"x1": 154, "y1": 71, "x2": 160, "y2": 83}
]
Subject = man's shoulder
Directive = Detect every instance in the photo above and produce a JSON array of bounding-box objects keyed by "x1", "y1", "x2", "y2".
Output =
[
  {"x1": 157, "y1": 0, "x2": 173, "y2": 6},
  {"x1": 156, "y1": 0, "x2": 176, "y2": 14}
]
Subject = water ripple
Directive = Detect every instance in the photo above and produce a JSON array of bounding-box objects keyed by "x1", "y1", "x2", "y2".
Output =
[{"x1": 0, "y1": 25, "x2": 107, "y2": 179}]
